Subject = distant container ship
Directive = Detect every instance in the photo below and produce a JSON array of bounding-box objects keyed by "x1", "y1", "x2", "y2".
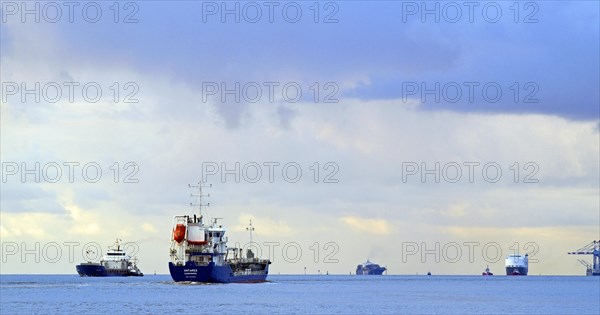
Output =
[
  {"x1": 356, "y1": 260, "x2": 386, "y2": 275},
  {"x1": 76, "y1": 239, "x2": 143, "y2": 277},
  {"x1": 505, "y1": 254, "x2": 528, "y2": 276}
]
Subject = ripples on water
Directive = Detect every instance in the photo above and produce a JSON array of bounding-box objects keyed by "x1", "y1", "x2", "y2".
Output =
[{"x1": 1, "y1": 275, "x2": 598, "y2": 314}]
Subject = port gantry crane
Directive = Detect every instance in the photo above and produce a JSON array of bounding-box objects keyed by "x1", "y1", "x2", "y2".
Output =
[{"x1": 567, "y1": 240, "x2": 600, "y2": 276}]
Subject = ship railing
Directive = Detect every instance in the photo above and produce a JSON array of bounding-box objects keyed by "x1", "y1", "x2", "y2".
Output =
[
  {"x1": 233, "y1": 270, "x2": 266, "y2": 276},
  {"x1": 185, "y1": 248, "x2": 206, "y2": 253},
  {"x1": 185, "y1": 244, "x2": 209, "y2": 252},
  {"x1": 227, "y1": 258, "x2": 269, "y2": 264}
]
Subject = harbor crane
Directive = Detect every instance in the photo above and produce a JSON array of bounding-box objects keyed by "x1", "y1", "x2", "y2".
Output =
[{"x1": 567, "y1": 240, "x2": 600, "y2": 276}]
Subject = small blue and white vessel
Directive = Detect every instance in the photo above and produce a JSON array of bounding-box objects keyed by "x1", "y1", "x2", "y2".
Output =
[
  {"x1": 168, "y1": 183, "x2": 271, "y2": 283},
  {"x1": 76, "y1": 239, "x2": 143, "y2": 277}
]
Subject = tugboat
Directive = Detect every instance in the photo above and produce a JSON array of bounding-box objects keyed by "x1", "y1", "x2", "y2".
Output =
[
  {"x1": 76, "y1": 239, "x2": 143, "y2": 277},
  {"x1": 482, "y1": 265, "x2": 493, "y2": 276},
  {"x1": 356, "y1": 260, "x2": 386, "y2": 275},
  {"x1": 505, "y1": 254, "x2": 528, "y2": 276},
  {"x1": 168, "y1": 183, "x2": 271, "y2": 283}
]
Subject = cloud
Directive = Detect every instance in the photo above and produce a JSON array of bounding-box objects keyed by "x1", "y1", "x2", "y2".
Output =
[
  {"x1": 341, "y1": 216, "x2": 391, "y2": 235},
  {"x1": 0, "y1": 212, "x2": 53, "y2": 239},
  {"x1": 440, "y1": 203, "x2": 468, "y2": 218},
  {"x1": 64, "y1": 204, "x2": 101, "y2": 236},
  {"x1": 230, "y1": 213, "x2": 295, "y2": 238},
  {"x1": 142, "y1": 223, "x2": 157, "y2": 233}
]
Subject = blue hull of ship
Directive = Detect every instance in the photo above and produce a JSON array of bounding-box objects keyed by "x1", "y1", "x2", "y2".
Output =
[
  {"x1": 169, "y1": 261, "x2": 268, "y2": 283},
  {"x1": 76, "y1": 264, "x2": 143, "y2": 277},
  {"x1": 76, "y1": 264, "x2": 107, "y2": 277}
]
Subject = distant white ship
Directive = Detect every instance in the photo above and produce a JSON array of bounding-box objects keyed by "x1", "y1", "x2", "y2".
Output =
[{"x1": 505, "y1": 254, "x2": 528, "y2": 276}]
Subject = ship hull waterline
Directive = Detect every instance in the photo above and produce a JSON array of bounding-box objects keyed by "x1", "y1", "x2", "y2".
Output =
[
  {"x1": 76, "y1": 264, "x2": 144, "y2": 277},
  {"x1": 356, "y1": 268, "x2": 386, "y2": 275},
  {"x1": 505, "y1": 266, "x2": 528, "y2": 276},
  {"x1": 169, "y1": 261, "x2": 269, "y2": 283}
]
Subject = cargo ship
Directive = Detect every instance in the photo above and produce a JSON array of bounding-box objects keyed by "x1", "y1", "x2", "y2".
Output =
[
  {"x1": 505, "y1": 254, "x2": 528, "y2": 276},
  {"x1": 356, "y1": 260, "x2": 386, "y2": 275},
  {"x1": 76, "y1": 239, "x2": 143, "y2": 277},
  {"x1": 168, "y1": 183, "x2": 271, "y2": 283}
]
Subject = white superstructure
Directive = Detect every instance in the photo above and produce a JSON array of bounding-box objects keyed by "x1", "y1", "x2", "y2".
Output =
[
  {"x1": 505, "y1": 254, "x2": 529, "y2": 275},
  {"x1": 170, "y1": 215, "x2": 229, "y2": 267},
  {"x1": 505, "y1": 254, "x2": 528, "y2": 268},
  {"x1": 100, "y1": 239, "x2": 143, "y2": 276}
]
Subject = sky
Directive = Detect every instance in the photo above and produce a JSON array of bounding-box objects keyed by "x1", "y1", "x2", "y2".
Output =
[{"x1": 0, "y1": 1, "x2": 599, "y2": 276}]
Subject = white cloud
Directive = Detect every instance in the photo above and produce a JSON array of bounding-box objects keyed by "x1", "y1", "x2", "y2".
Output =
[
  {"x1": 342, "y1": 216, "x2": 392, "y2": 235},
  {"x1": 231, "y1": 213, "x2": 295, "y2": 238},
  {"x1": 141, "y1": 223, "x2": 157, "y2": 233},
  {"x1": 0, "y1": 213, "x2": 52, "y2": 239}
]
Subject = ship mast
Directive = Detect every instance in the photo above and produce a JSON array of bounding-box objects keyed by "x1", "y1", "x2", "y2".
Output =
[
  {"x1": 246, "y1": 219, "x2": 255, "y2": 243},
  {"x1": 112, "y1": 238, "x2": 122, "y2": 251},
  {"x1": 189, "y1": 182, "x2": 211, "y2": 222}
]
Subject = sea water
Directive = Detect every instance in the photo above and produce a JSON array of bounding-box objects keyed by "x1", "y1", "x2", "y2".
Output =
[{"x1": 1, "y1": 275, "x2": 598, "y2": 314}]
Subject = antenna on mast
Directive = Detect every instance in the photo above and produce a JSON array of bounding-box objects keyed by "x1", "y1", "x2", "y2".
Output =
[
  {"x1": 189, "y1": 182, "x2": 211, "y2": 218},
  {"x1": 246, "y1": 219, "x2": 255, "y2": 244}
]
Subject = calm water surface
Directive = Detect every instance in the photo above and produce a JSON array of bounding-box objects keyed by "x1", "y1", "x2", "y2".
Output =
[{"x1": 1, "y1": 275, "x2": 598, "y2": 314}]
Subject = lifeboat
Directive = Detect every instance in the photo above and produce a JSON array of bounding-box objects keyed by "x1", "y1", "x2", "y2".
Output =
[{"x1": 173, "y1": 224, "x2": 186, "y2": 243}]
